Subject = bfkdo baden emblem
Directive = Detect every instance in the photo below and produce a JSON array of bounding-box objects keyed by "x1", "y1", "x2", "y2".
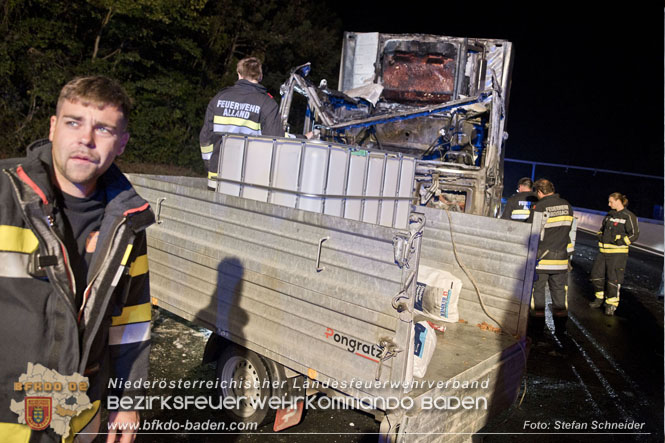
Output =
[{"x1": 25, "y1": 397, "x2": 52, "y2": 431}]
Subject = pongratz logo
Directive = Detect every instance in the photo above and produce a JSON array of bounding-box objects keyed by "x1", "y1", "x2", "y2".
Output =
[{"x1": 324, "y1": 328, "x2": 382, "y2": 363}]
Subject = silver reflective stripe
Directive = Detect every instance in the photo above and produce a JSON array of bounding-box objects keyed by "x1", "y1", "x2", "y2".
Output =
[
  {"x1": 108, "y1": 321, "x2": 150, "y2": 345},
  {"x1": 213, "y1": 124, "x2": 260, "y2": 135},
  {"x1": 543, "y1": 220, "x2": 573, "y2": 228},
  {"x1": 202, "y1": 152, "x2": 212, "y2": 160},
  {"x1": 536, "y1": 264, "x2": 568, "y2": 271},
  {"x1": 0, "y1": 252, "x2": 30, "y2": 278}
]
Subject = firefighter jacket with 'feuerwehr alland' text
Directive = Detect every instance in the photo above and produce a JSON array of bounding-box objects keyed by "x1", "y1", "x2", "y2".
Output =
[
  {"x1": 199, "y1": 79, "x2": 283, "y2": 187},
  {"x1": 529, "y1": 193, "x2": 574, "y2": 273},
  {"x1": 0, "y1": 140, "x2": 155, "y2": 442},
  {"x1": 597, "y1": 208, "x2": 639, "y2": 254}
]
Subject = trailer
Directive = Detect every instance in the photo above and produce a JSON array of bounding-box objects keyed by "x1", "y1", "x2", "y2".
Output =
[{"x1": 127, "y1": 167, "x2": 541, "y2": 441}]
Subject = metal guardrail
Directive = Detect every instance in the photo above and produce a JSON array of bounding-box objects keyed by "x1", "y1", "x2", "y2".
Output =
[{"x1": 505, "y1": 158, "x2": 664, "y2": 181}]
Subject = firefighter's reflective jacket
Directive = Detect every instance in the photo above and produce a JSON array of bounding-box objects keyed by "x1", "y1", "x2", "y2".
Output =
[
  {"x1": 0, "y1": 141, "x2": 154, "y2": 442},
  {"x1": 501, "y1": 191, "x2": 537, "y2": 221},
  {"x1": 529, "y1": 193, "x2": 574, "y2": 273},
  {"x1": 597, "y1": 208, "x2": 639, "y2": 254},
  {"x1": 199, "y1": 79, "x2": 283, "y2": 188}
]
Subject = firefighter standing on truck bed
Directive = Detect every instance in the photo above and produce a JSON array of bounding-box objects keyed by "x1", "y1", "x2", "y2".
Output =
[
  {"x1": 588, "y1": 192, "x2": 639, "y2": 316},
  {"x1": 199, "y1": 57, "x2": 284, "y2": 189},
  {"x1": 501, "y1": 177, "x2": 538, "y2": 222},
  {"x1": 527, "y1": 178, "x2": 574, "y2": 342}
]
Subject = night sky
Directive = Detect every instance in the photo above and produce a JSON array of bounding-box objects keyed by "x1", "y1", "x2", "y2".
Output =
[{"x1": 326, "y1": 3, "x2": 664, "y2": 217}]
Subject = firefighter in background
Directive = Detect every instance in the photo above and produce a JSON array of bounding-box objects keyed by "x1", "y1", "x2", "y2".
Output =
[
  {"x1": 527, "y1": 179, "x2": 574, "y2": 340},
  {"x1": 589, "y1": 192, "x2": 639, "y2": 316},
  {"x1": 501, "y1": 177, "x2": 538, "y2": 221},
  {"x1": 200, "y1": 57, "x2": 284, "y2": 189}
]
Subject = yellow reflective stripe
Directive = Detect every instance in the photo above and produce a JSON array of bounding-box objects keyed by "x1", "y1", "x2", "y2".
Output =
[
  {"x1": 624, "y1": 236, "x2": 631, "y2": 245},
  {"x1": 605, "y1": 297, "x2": 619, "y2": 306},
  {"x1": 213, "y1": 116, "x2": 260, "y2": 131},
  {"x1": 64, "y1": 400, "x2": 100, "y2": 443},
  {"x1": 594, "y1": 291, "x2": 604, "y2": 299},
  {"x1": 600, "y1": 248, "x2": 629, "y2": 254},
  {"x1": 0, "y1": 423, "x2": 31, "y2": 442},
  {"x1": 128, "y1": 254, "x2": 148, "y2": 277},
  {"x1": 599, "y1": 242, "x2": 629, "y2": 253},
  {"x1": 208, "y1": 171, "x2": 218, "y2": 179},
  {"x1": 513, "y1": 209, "x2": 530, "y2": 215},
  {"x1": 546, "y1": 215, "x2": 573, "y2": 223},
  {"x1": 200, "y1": 144, "x2": 213, "y2": 154},
  {"x1": 599, "y1": 243, "x2": 629, "y2": 249},
  {"x1": 111, "y1": 302, "x2": 152, "y2": 326},
  {"x1": 0, "y1": 225, "x2": 39, "y2": 253},
  {"x1": 614, "y1": 235, "x2": 621, "y2": 240},
  {"x1": 120, "y1": 245, "x2": 133, "y2": 266},
  {"x1": 538, "y1": 259, "x2": 569, "y2": 266}
]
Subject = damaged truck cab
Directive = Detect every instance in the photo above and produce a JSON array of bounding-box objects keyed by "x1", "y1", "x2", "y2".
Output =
[{"x1": 279, "y1": 32, "x2": 513, "y2": 216}]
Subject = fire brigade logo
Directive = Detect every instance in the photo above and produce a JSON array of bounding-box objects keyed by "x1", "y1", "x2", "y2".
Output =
[{"x1": 25, "y1": 397, "x2": 52, "y2": 431}]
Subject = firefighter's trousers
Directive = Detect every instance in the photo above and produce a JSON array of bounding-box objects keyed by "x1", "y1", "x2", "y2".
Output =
[{"x1": 590, "y1": 253, "x2": 628, "y2": 307}]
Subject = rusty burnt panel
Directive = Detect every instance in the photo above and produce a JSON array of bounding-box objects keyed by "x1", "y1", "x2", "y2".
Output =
[{"x1": 381, "y1": 40, "x2": 458, "y2": 104}]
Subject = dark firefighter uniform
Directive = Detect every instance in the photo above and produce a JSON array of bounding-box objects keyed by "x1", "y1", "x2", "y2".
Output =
[
  {"x1": 528, "y1": 193, "x2": 574, "y2": 335},
  {"x1": 590, "y1": 208, "x2": 639, "y2": 308},
  {"x1": 501, "y1": 191, "x2": 538, "y2": 221},
  {"x1": 199, "y1": 79, "x2": 284, "y2": 189},
  {"x1": 0, "y1": 141, "x2": 154, "y2": 442}
]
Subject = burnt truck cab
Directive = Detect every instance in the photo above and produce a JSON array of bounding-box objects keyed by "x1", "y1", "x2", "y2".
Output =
[{"x1": 279, "y1": 32, "x2": 513, "y2": 216}]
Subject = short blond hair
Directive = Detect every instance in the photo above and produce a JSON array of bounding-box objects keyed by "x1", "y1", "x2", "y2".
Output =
[
  {"x1": 237, "y1": 57, "x2": 263, "y2": 82},
  {"x1": 56, "y1": 76, "x2": 132, "y2": 127}
]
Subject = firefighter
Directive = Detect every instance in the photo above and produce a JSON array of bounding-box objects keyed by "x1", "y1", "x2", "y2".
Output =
[
  {"x1": 200, "y1": 57, "x2": 284, "y2": 189},
  {"x1": 527, "y1": 179, "x2": 574, "y2": 341},
  {"x1": 589, "y1": 192, "x2": 639, "y2": 316},
  {"x1": 501, "y1": 177, "x2": 538, "y2": 221},
  {"x1": 0, "y1": 76, "x2": 154, "y2": 442}
]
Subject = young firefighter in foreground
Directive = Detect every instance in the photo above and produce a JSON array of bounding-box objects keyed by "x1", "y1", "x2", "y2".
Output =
[{"x1": 0, "y1": 76, "x2": 155, "y2": 442}]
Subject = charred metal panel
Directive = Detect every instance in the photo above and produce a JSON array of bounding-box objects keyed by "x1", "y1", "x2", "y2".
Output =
[
  {"x1": 381, "y1": 41, "x2": 458, "y2": 104},
  {"x1": 339, "y1": 32, "x2": 379, "y2": 91},
  {"x1": 373, "y1": 116, "x2": 449, "y2": 154}
]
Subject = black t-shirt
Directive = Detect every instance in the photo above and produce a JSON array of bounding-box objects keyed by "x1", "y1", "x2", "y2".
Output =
[{"x1": 58, "y1": 187, "x2": 106, "y2": 309}]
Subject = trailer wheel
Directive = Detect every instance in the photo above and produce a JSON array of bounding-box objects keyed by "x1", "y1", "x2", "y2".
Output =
[{"x1": 216, "y1": 344, "x2": 275, "y2": 426}]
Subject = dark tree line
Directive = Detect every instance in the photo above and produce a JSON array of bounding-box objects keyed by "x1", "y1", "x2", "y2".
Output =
[{"x1": 0, "y1": 0, "x2": 342, "y2": 172}]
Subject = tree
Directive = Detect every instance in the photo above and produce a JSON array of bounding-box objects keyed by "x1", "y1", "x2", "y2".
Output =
[{"x1": 0, "y1": 0, "x2": 342, "y2": 172}]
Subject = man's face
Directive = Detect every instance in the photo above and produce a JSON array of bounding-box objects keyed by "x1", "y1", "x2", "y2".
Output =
[{"x1": 49, "y1": 99, "x2": 129, "y2": 197}]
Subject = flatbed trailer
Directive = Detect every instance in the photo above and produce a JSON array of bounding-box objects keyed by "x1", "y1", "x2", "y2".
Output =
[{"x1": 127, "y1": 172, "x2": 540, "y2": 441}]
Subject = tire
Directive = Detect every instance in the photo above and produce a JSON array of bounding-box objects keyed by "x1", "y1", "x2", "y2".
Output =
[{"x1": 216, "y1": 344, "x2": 276, "y2": 426}]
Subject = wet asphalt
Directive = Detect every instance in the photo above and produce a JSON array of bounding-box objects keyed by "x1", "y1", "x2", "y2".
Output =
[{"x1": 128, "y1": 231, "x2": 663, "y2": 443}]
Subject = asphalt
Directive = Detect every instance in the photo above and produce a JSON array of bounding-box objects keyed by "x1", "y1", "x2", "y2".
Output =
[{"x1": 124, "y1": 231, "x2": 663, "y2": 443}]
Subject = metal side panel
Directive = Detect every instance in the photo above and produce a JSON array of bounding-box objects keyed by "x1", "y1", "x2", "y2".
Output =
[
  {"x1": 419, "y1": 207, "x2": 540, "y2": 337},
  {"x1": 127, "y1": 174, "x2": 422, "y2": 400}
]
